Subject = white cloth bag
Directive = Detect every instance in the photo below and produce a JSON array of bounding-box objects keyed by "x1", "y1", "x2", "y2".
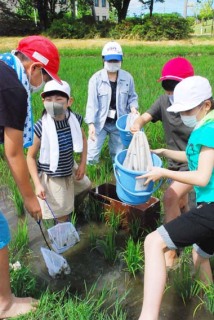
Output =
[
  {"x1": 125, "y1": 113, "x2": 139, "y2": 131},
  {"x1": 123, "y1": 131, "x2": 153, "y2": 191}
]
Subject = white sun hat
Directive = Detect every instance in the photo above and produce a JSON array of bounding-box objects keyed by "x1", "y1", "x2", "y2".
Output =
[
  {"x1": 41, "y1": 80, "x2": 71, "y2": 98},
  {"x1": 167, "y1": 76, "x2": 212, "y2": 113},
  {"x1": 102, "y1": 41, "x2": 123, "y2": 61}
]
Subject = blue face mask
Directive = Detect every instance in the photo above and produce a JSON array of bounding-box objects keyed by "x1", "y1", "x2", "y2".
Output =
[{"x1": 180, "y1": 114, "x2": 198, "y2": 128}]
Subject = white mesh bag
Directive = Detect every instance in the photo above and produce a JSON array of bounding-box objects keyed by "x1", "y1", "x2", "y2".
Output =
[
  {"x1": 47, "y1": 222, "x2": 80, "y2": 254},
  {"x1": 123, "y1": 131, "x2": 153, "y2": 191},
  {"x1": 41, "y1": 247, "x2": 71, "y2": 278}
]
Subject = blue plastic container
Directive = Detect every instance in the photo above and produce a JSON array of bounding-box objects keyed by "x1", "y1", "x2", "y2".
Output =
[
  {"x1": 114, "y1": 149, "x2": 162, "y2": 205},
  {"x1": 116, "y1": 114, "x2": 143, "y2": 147}
]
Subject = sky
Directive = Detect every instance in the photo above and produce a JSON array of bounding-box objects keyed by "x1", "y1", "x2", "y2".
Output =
[{"x1": 128, "y1": 0, "x2": 199, "y2": 17}]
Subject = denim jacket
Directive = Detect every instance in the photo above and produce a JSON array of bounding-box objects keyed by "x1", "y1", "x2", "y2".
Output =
[{"x1": 85, "y1": 68, "x2": 138, "y2": 134}]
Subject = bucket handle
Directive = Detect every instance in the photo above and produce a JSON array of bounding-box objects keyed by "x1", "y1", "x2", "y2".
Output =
[{"x1": 113, "y1": 164, "x2": 162, "y2": 196}]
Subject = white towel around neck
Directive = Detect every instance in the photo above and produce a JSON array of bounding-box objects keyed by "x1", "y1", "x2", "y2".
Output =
[{"x1": 39, "y1": 112, "x2": 83, "y2": 172}]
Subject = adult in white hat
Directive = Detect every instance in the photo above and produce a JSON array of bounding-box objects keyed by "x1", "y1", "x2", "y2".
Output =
[
  {"x1": 137, "y1": 76, "x2": 214, "y2": 320},
  {"x1": 85, "y1": 41, "x2": 139, "y2": 164},
  {"x1": 0, "y1": 35, "x2": 61, "y2": 319}
]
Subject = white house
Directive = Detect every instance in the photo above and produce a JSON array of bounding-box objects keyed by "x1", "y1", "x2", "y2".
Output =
[{"x1": 94, "y1": 0, "x2": 109, "y2": 21}]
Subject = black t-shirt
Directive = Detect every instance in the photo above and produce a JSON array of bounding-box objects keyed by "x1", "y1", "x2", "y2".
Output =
[
  {"x1": 109, "y1": 80, "x2": 117, "y2": 111},
  {"x1": 0, "y1": 61, "x2": 28, "y2": 144}
]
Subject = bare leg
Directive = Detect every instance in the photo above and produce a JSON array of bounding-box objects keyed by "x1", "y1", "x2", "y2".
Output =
[
  {"x1": 56, "y1": 214, "x2": 71, "y2": 223},
  {"x1": 0, "y1": 246, "x2": 37, "y2": 319},
  {"x1": 192, "y1": 248, "x2": 213, "y2": 285},
  {"x1": 163, "y1": 182, "x2": 192, "y2": 267},
  {"x1": 138, "y1": 231, "x2": 167, "y2": 320}
]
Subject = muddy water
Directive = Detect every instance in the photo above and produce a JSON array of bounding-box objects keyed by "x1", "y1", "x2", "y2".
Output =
[{"x1": 27, "y1": 219, "x2": 214, "y2": 320}]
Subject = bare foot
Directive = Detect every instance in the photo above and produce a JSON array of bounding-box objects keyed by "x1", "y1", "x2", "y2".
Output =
[
  {"x1": 165, "y1": 249, "x2": 178, "y2": 269},
  {"x1": 0, "y1": 295, "x2": 38, "y2": 319}
]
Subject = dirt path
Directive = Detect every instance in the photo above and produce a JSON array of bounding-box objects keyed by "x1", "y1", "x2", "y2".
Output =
[{"x1": 0, "y1": 36, "x2": 214, "y2": 51}]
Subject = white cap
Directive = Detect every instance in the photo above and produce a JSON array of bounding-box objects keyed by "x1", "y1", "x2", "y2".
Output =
[
  {"x1": 41, "y1": 80, "x2": 71, "y2": 98},
  {"x1": 167, "y1": 76, "x2": 212, "y2": 113},
  {"x1": 102, "y1": 41, "x2": 123, "y2": 61}
]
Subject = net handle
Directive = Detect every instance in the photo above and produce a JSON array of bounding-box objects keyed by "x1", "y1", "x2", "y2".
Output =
[
  {"x1": 37, "y1": 220, "x2": 52, "y2": 251},
  {"x1": 44, "y1": 199, "x2": 59, "y2": 223}
]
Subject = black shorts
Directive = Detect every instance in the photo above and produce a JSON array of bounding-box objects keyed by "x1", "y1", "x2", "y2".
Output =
[{"x1": 158, "y1": 202, "x2": 214, "y2": 257}]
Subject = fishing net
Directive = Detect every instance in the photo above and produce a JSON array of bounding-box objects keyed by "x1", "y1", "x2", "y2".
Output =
[
  {"x1": 47, "y1": 222, "x2": 80, "y2": 254},
  {"x1": 41, "y1": 247, "x2": 71, "y2": 278}
]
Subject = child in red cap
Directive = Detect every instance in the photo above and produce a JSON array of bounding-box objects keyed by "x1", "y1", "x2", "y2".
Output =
[
  {"x1": 131, "y1": 57, "x2": 195, "y2": 268},
  {"x1": 0, "y1": 35, "x2": 61, "y2": 319}
]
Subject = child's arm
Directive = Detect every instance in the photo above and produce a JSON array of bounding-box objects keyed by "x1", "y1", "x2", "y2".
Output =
[
  {"x1": 130, "y1": 112, "x2": 153, "y2": 134},
  {"x1": 26, "y1": 135, "x2": 46, "y2": 199},
  {"x1": 138, "y1": 146, "x2": 214, "y2": 187},
  {"x1": 152, "y1": 148, "x2": 187, "y2": 163},
  {"x1": 4, "y1": 127, "x2": 42, "y2": 220},
  {"x1": 75, "y1": 128, "x2": 87, "y2": 180}
]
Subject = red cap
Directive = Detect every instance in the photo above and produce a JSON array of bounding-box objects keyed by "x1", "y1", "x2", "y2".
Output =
[
  {"x1": 17, "y1": 35, "x2": 61, "y2": 84},
  {"x1": 158, "y1": 57, "x2": 194, "y2": 82}
]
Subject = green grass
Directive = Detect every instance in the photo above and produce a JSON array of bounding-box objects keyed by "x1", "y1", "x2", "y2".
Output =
[
  {"x1": 9, "y1": 218, "x2": 29, "y2": 259},
  {"x1": 14, "y1": 283, "x2": 128, "y2": 319},
  {"x1": 120, "y1": 237, "x2": 144, "y2": 278}
]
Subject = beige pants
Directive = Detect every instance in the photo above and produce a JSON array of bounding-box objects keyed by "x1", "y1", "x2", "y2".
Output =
[{"x1": 38, "y1": 162, "x2": 91, "y2": 219}]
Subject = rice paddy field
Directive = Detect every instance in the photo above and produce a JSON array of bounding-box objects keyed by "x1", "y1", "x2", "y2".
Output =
[{"x1": 1, "y1": 36, "x2": 214, "y2": 319}]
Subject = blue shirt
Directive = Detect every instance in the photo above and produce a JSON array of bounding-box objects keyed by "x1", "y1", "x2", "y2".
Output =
[{"x1": 186, "y1": 122, "x2": 214, "y2": 202}]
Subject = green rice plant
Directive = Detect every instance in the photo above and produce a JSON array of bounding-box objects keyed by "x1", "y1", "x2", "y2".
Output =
[
  {"x1": 16, "y1": 283, "x2": 128, "y2": 319},
  {"x1": 87, "y1": 197, "x2": 105, "y2": 222},
  {"x1": 89, "y1": 225, "x2": 99, "y2": 247},
  {"x1": 10, "y1": 262, "x2": 38, "y2": 297},
  {"x1": 9, "y1": 218, "x2": 29, "y2": 259},
  {"x1": 120, "y1": 237, "x2": 144, "y2": 278},
  {"x1": 194, "y1": 281, "x2": 214, "y2": 316},
  {"x1": 171, "y1": 258, "x2": 201, "y2": 305},
  {"x1": 71, "y1": 211, "x2": 77, "y2": 226},
  {"x1": 9, "y1": 184, "x2": 24, "y2": 217},
  {"x1": 104, "y1": 208, "x2": 121, "y2": 232},
  {"x1": 96, "y1": 230, "x2": 117, "y2": 263},
  {"x1": 128, "y1": 217, "x2": 142, "y2": 241}
]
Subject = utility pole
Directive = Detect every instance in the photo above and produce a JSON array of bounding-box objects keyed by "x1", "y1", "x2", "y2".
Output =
[{"x1": 183, "y1": 0, "x2": 188, "y2": 18}]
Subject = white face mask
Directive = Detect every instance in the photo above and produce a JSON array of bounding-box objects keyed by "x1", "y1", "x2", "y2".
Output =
[
  {"x1": 180, "y1": 114, "x2": 198, "y2": 128},
  {"x1": 167, "y1": 94, "x2": 174, "y2": 105},
  {"x1": 44, "y1": 101, "x2": 65, "y2": 118},
  {"x1": 180, "y1": 104, "x2": 204, "y2": 128},
  {"x1": 29, "y1": 69, "x2": 45, "y2": 93},
  {"x1": 104, "y1": 61, "x2": 121, "y2": 73}
]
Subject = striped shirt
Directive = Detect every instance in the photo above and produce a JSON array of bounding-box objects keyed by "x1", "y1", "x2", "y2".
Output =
[{"x1": 34, "y1": 111, "x2": 82, "y2": 177}]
